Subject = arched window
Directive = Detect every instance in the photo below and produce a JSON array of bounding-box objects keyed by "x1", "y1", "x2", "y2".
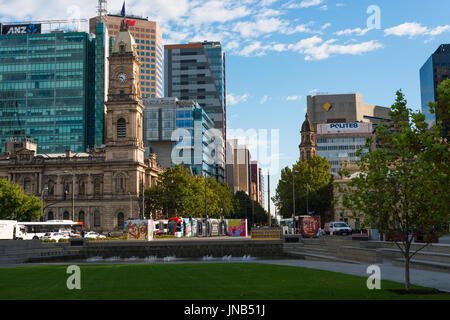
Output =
[
  {"x1": 47, "y1": 211, "x2": 54, "y2": 221},
  {"x1": 63, "y1": 211, "x2": 69, "y2": 220},
  {"x1": 117, "y1": 118, "x2": 126, "y2": 138},
  {"x1": 48, "y1": 180, "x2": 55, "y2": 195},
  {"x1": 118, "y1": 212, "x2": 124, "y2": 230},
  {"x1": 94, "y1": 211, "x2": 101, "y2": 227},
  {"x1": 78, "y1": 211, "x2": 85, "y2": 223}
]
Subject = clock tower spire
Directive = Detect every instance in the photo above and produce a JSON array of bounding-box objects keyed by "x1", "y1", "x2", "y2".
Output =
[{"x1": 105, "y1": 21, "x2": 144, "y2": 163}]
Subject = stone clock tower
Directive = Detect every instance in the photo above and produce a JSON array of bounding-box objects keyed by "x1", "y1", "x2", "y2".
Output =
[
  {"x1": 299, "y1": 113, "x2": 317, "y2": 161},
  {"x1": 105, "y1": 21, "x2": 144, "y2": 163}
]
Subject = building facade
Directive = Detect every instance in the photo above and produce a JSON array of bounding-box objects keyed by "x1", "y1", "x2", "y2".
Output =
[
  {"x1": 420, "y1": 44, "x2": 450, "y2": 137},
  {"x1": 227, "y1": 139, "x2": 251, "y2": 195},
  {"x1": 90, "y1": 13, "x2": 163, "y2": 99},
  {"x1": 0, "y1": 29, "x2": 92, "y2": 154},
  {"x1": 142, "y1": 97, "x2": 224, "y2": 181},
  {"x1": 316, "y1": 122, "x2": 373, "y2": 177},
  {"x1": 0, "y1": 23, "x2": 163, "y2": 234}
]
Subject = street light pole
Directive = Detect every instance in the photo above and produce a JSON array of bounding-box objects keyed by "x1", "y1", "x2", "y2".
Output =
[
  {"x1": 129, "y1": 192, "x2": 133, "y2": 220},
  {"x1": 292, "y1": 169, "x2": 295, "y2": 234}
]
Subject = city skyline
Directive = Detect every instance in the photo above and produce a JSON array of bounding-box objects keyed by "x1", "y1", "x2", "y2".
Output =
[{"x1": 1, "y1": 0, "x2": 449, "y2": 214}]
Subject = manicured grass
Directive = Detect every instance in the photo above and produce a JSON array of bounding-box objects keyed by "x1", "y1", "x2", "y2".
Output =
[{"x1": 0, "y1": 263, "x2": 448, "y2": 300}]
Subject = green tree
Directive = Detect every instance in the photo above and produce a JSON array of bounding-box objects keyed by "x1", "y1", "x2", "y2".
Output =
[
  {"x1": 232, "y1": 190, "x2": 268, "y2": 227},
  {"x1": 273, "y1": 155, "x2": 333, "y2": 223},
  {"x1": 341, "y1": 89, "x2": 450, "y2": 291},
  {"x1": 0, "y1": 178, "x2": 41, "y2": 221},
  {"x1": 144, "y1": 165, "x2": 235, "y2": 219}
]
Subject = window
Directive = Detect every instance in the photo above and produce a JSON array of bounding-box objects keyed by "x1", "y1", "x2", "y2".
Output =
[
  {"x1": 63, "y1": 211, "x2": 69, "y2": 220},
  {"x1": 79, "y1": 180, "x2": 86, "y2": 195},
  {"x1": 94, "y1": 211, "x2": 101, "y2": 227},
  {"x1": 23, "y1": 178, "x2": 31, "y2": 193},
  {"x1": 118, "y1": 212, "x2": 124, "y2": 230},
  {"x1": 47, "y1": 211, "x2": 54, "y2": 220},
  {"x1": 78, "y1": 211, "x2": 85, "y2": 223},
  {"x1": 116, "y1": 174, "x2": 126, "y2": 193},
  {"x1": 48, "y1": 180, "x2": 55, "y2": 195},
  {"x1": 94, "y1": 179, "x2": 101, "y2": 196},
  {"x1": 117, "y1": 118, "x2": 126, "y2": 138}
]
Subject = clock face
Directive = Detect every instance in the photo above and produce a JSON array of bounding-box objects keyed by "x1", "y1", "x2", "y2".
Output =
[{"x1": 117, "y1": 72, "x2": 127, "y2": 83}]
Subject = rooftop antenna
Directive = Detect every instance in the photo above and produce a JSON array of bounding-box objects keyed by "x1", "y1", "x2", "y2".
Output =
[{"x1": 97, "y1": 0, "x2": 108, "y2": 23}]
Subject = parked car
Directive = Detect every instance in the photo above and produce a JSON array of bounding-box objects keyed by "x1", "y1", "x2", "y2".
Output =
[
  {"x1": 43, "y1": 232, "x2": 66, "y2": 242},
  {"x1": 324, "y1": 221, "x2": 352, "y2": 235},
  {"x1": 84, "y1": 231, "x2": 106, "y2": 239}
]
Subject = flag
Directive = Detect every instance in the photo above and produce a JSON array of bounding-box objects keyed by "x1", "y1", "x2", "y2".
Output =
[{"x1": 120, "y1": 1, "x2": 126, "y2": 17}]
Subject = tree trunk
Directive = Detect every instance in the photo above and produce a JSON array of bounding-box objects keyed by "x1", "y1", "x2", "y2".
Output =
[{"x1": 405, "y1": 247, "x2": 410, "y2": 291}]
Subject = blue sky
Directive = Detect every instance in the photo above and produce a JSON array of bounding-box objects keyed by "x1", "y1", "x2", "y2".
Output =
[{"x1": 1, "y1": 0, "x2": 449, "y2": 214}]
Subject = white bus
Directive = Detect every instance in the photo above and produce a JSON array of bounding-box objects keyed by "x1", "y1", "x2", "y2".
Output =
[{"x1": 18, "y1": 220, "x2": 84, "y2": 240}]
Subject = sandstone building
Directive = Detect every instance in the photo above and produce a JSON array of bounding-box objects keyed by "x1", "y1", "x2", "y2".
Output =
[{"x1": 0, "y1": 23, "x2": 163, "y2": 235}]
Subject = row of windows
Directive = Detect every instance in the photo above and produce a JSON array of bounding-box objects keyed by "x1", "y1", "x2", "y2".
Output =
[
  {"x1": 317, "y1": 137, "x2": 367, "y2": 144},
  {"x1": 0, "y1": 62, "x2": 84, "y2": 72},
  {"x1": 317, "y1": 145, "x2": 365, "y2": 151}
]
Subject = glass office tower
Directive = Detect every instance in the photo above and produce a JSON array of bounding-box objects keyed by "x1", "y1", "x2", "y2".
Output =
[
  {"x1": 143, "y1": 97, "x2": 224, "y2": 181},
  {"x1": 420, "y1": 44, "x2": 450, "y2": 137},
  {"x1": 87, "y1": 22, "x2": 109, "y2": 150},
  {"x1": 0, "y1": 25, "x2": 108, "y2": 154}
]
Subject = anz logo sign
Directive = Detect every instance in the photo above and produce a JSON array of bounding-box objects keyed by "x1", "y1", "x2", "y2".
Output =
[{"x1": 2, "y1": 24, "x2": 41, "y2": 35}]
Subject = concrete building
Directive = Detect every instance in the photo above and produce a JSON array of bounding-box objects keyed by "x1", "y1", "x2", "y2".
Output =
[
  {"x1": 164, "y1": 41, "x2": 226, "y2": 136},
  {"x1": 0, "y1": 22, "x2": 109, "y2": 154},
  {"x1": 0, "y1": 22, "x2": 163, "y2": 234},
  {"x1": 250, "y1": 161, "x2": 259, "y2": 202},
  {"x1": 420, "y1": 44, "x2": 450, "y2": 138},
  {"x1": 90, "y1": 12, "x2": 163, "y2": 98},
  {"x1": 307, "y1": 93, "x2": 390, "y2": 126},
  {"x1": 142, "y1": 97, "x2": 224, "y2": 181}
]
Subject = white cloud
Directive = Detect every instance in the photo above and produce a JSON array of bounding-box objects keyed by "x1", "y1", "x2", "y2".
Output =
[
  {"x1": 319, "y1": 5, "x2": 328, "y2": 11},
  {"x1": 285, "y1": 95, "x2": 301, "y2": 101},
  {"x1": 227, "y1": 93, "x2": 250, "y2": 105},
  {"x1": 336, "y1": 3, "x2": 345, "y2": 7},
  {"x1": 260, "y1": 95, "x2": 269, "y2": 104},
  {"x1": 287, "y1": 36, "x2": 383, "y2": 60},
  {"x1": 188, "y1": 1, "x2": 251, "y2": 26},
  {"x1": 321, "y1": 23, "x2": 332, "y2": 30},
  {"x1": 384, "y1": 22, "x2": 450, "y2": 38},
  {"x1": 233, "y1": 17, "x2": 289, "y2": 38},
  {"x1": 285, "y1": 0, "x2": 324, "y2": 9},
  {"x1": 334, "y1": 27, "x2": 372, "y2": 36}
]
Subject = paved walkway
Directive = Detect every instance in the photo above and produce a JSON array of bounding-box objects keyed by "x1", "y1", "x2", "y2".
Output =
[{"x1": 255, "y1": 259, "x2": 450, "y2": 292}]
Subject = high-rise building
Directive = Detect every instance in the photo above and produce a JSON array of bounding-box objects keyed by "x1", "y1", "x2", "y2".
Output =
[
  {"x1": 142, "y1": 97, "x2": 224, "y2": 181},
  {"x1": 258, "y1": 168, "x2": 265, "y2": 208},
  {"x1": 227, "y1": 139, "x2": 251, "y2": 195},
  {"x1": 164, "y1": 41, "x2": 226, "y2": 140},
  {"x1": 0, "y1": 24, "x2": 108, "y2": 154},
  {"x1": 90, "y1": 12, "x2": 163, "y2": 99},
  {"x1": 420, "y1": 44, "x2": 450, "y2": 137}
]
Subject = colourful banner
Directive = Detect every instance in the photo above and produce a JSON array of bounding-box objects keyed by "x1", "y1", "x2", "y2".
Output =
[
  {"x1": 226, "y1": 219, "x2": 247, "y2": 237},
  {"x1": 300, "y1": 216, "x2": 321, "y2": 238},
  {"x1": 124, "y1": 219, "x2": 154, "y2": 241}
]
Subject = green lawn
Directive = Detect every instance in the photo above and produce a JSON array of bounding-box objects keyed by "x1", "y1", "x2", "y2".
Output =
[{"x1": 0, "y1": 263, "x2": 448, "y2": 300}]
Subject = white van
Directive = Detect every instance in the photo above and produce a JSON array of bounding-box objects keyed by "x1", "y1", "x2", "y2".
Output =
[
  {"x1": 0, "y1": 220, "x2": 26, "y2": 240},
  {"x1": 324, "y1": 221, "x2": 352, "y2": 235}
]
